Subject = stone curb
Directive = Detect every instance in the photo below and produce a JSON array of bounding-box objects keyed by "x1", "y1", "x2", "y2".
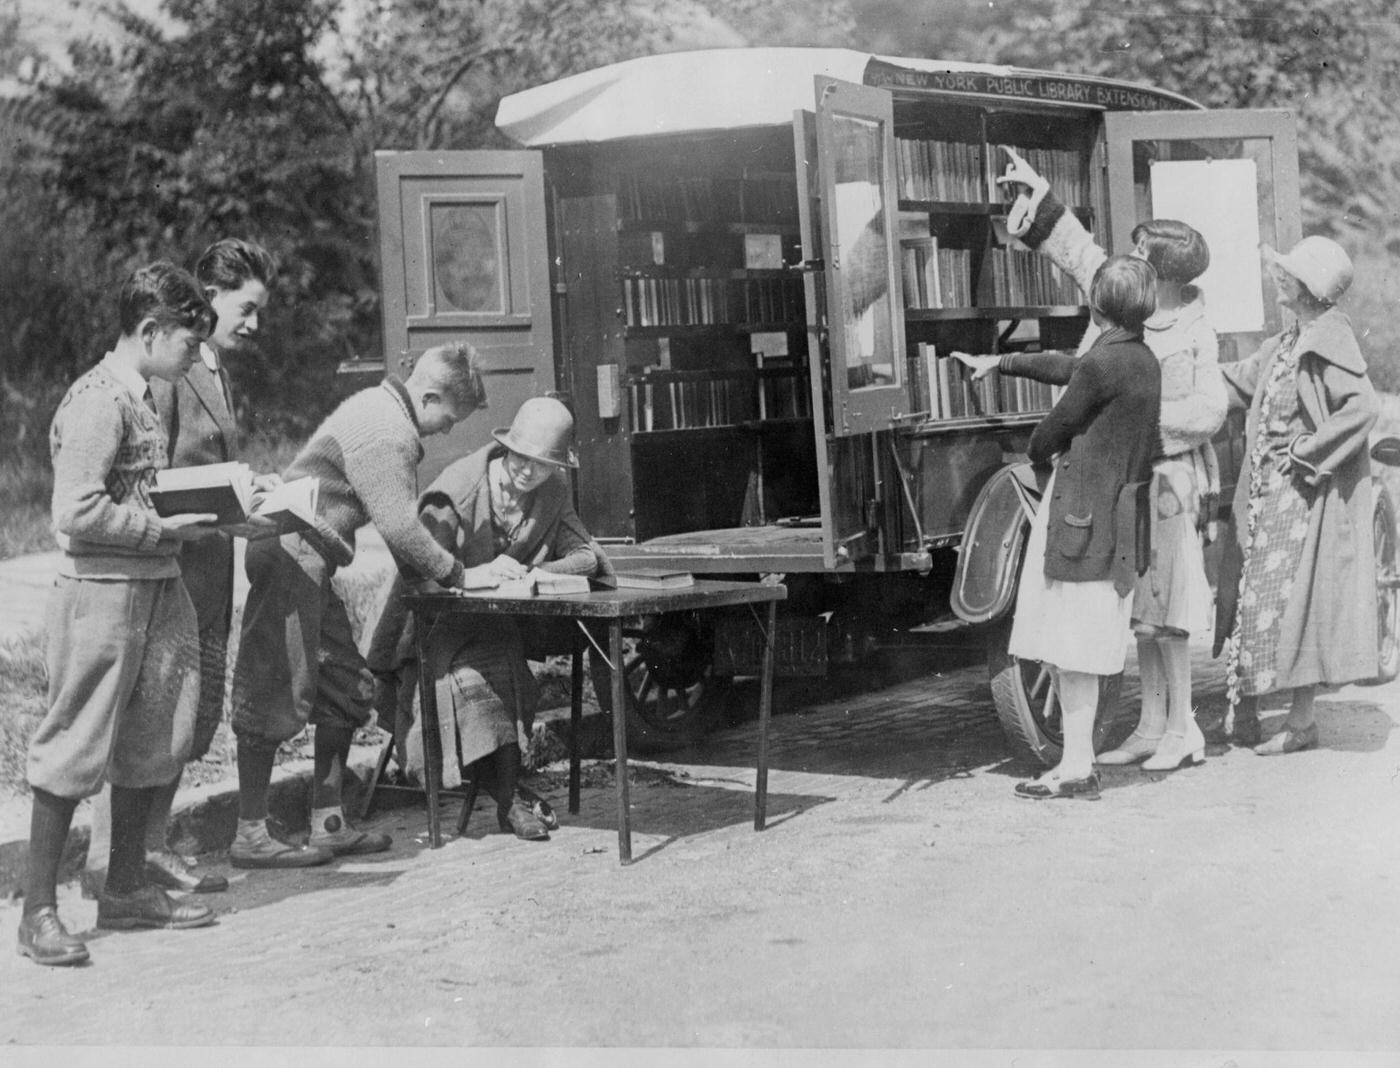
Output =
[
  {"x1": 0, "y1": 705, "x2": 615, "y2": 899},
  {"x1": 0, "y1": 747, "x2": 385, "y2": 899}
]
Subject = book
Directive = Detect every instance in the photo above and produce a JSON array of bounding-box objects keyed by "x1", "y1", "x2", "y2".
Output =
[
  {"x1": 532, "y1": 570, "x2": 591, "y2": 595},
  {"x1": 149, "y1": 463, "x2": 318, "y2": 535},
  {"x1": 610, "y1": 568, "x2": 695, "y2": 590}
]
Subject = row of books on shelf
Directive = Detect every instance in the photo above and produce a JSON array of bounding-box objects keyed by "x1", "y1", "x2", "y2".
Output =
[
  {"x1": 899, "y1": 239, "x2": 973, "y2": 309},
  {"x1": 983, "y1": 247, "x2": 1080, "y2": 306},
  {"x1": 622, "y1": 276, "x2": 804, "y2": 327},
  {"x1": 894, "y1": 138, "x2": 1096, "y2": 209},
  {"x1": 618, "y1": 175, "x2": 797, "y2": 225},
  {"x1": 626, "y1": 366, "x2": 809, "y2": 432},
  {"x1": 896, "y1": 137, "x2": 986, "y2": 203},
  {"x1": 993, "y1": 144, "x2": 1098, "y2": 211},
  {"x1": 906, "y1": 343, "x2": 1059, "y2": 421}
]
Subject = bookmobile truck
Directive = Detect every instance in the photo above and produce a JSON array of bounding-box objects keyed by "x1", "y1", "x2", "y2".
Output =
[{"x1": 345, "y1": 47, "x2": 1400, "y2": 762}]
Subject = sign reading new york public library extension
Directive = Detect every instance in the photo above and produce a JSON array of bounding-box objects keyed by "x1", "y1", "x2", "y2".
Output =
[{"x1": 866, "y1": 60, "x2": 1190, "y2": 111}]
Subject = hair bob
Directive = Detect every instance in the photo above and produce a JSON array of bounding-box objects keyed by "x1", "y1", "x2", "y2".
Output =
[
  {"x1": 1090, "y1": 255, "x2": 1157, "y2": 334},
  {"x1": 1129, "y1": 218, "x2": 1210, "y2": 286}
]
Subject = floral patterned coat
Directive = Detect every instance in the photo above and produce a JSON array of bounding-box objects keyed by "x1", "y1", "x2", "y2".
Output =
[{"x1": 1212, "y1": 308, "x2": 1379, "y2": 689}]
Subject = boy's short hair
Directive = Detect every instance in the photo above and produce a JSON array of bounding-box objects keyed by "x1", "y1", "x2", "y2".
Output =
[
  {"x1": 118, "y1": 261, "x2": 215, "y2": 338},
  {"x1": 195, "y1": 238, "x2": 278, "y2": 292},
  {"x1": 1090, "y1": 256, "x2": 1157, "y2": 334},
  {"x1": 1130, "y1": 219, "x2": 1210, "y2": 285},
  {"x1": 412, "y1": 342, "x2": 488, "y2": 412}
]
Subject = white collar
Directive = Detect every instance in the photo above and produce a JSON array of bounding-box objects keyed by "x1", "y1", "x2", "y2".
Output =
[
  {"x1": 99, "y1": 352, "x2": 151, "y2": 403},
  {"x1": 199, "y1": 342, "x2": 220, "y2": 373}
]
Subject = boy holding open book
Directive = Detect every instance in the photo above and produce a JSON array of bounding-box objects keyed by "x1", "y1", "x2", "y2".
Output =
[
  {"x1": 20, "y1": 262, "x2": 221, "y2": 966},
  {"x1": 226, "y1": 343, "x2": 488, "y2": 868}
]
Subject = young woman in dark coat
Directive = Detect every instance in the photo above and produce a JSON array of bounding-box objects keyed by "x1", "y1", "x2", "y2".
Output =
[{"x1": 1006, "y1": 256, "x2": 1163, "y2": 799}]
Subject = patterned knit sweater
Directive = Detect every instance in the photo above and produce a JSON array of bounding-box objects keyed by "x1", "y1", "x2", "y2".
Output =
[
  {"x1": 283, "y1": 377, "x2": 463, "y2": 586},
  {"x1": 1015, "y1": 190, "x2": 1227, "y2": 459},
  {"x1": 49, "y1": 361, "x2": 179, "y2": 579}
]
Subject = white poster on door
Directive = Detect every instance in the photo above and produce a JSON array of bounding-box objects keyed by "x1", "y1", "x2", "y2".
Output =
[{"x1": 1150, "y1": 158, "x2": 1265, "y2": 334}]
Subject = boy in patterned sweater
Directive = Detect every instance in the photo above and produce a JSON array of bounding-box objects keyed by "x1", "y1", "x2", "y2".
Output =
[
  {"x1": 20, "y1": 263, "x2": 222, "y2": 967},
  {"x1": 228, "y1": 343, "x2": 487, "y2": 868}
]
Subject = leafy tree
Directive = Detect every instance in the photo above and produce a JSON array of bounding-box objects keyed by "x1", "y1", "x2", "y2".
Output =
[{"x1": 977, "y1": 0, "x2": 1400, "y2": 247}]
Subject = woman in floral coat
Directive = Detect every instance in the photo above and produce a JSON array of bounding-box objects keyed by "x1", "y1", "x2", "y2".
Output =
[{"x1": 1215, "y1": 236, "x2": 1379, "y2": 754}]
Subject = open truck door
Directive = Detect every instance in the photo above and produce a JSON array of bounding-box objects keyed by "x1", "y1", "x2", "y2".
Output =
[
  {"x1": 374, "y1": 150, "x2": 555, "y2": 481},
  {"x1": 795, "y1": 77, "x2": 910, "y2": 569},
  {"x1": 1103, "y1": 107, "x2": 1302, "y2": 532}
]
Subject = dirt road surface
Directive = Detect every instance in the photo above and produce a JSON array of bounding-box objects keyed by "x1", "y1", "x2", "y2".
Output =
[{"x1": 2, "y1": 649, "x2": 1398, "y2": 1056}]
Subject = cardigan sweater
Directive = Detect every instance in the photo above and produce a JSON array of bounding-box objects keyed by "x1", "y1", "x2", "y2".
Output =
[
  {"x1": 49, "y1": 359, "x2": 179, "y2": 579},
  {"x1": 1015, "y1": 326, "x2": 1161, "y2": 588},
  {"x1": 282, "y1": 377, "x2": 463, "y2": 587},
  {"x1": 1014, "y1": 188, "x2": 1227, "y2": 459}
]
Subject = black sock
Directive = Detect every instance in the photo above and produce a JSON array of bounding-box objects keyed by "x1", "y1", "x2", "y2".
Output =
[
  {"x1": 107, "y1": 785, "x2": 156, "y2": 895},
  {"x1": 25, "y1": 788, "x2": 78, "y2": 916},
  {"x1": 494, "y1": 744, "x2": 521, "y2": 814},
  {"x1": 236, "y1": 735, "x2": 277, "y2": 822},
  {"x1": 312, "y1": 725, "x2": 354, "y2": 810}
]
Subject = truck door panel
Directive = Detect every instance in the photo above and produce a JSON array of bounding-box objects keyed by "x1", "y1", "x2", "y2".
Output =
[{"x1": 375, "y1": 150, "x2": 554, "y2": 482}]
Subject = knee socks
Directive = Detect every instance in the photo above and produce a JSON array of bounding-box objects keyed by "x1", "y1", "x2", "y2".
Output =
[
  {"x1": 236, "y1": 735, "x2": 278, "y2": 822},
  {"x1": 312, "y1": 725, "x2": 354, "y2": 810},
  {"x1": 25, "y1": 788, "x2": 78, "y2": 915},
  {"x1": 494, "y1": 744, "x2": 521, "y2": 813},
  {"x1": 106, "y1": 785, "x2": 156, "y2": 895}
]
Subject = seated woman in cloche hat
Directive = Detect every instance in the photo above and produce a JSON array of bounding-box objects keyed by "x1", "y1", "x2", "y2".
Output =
[{"x1": 367, "y1": 396, "x2": 609, "y2": 840}]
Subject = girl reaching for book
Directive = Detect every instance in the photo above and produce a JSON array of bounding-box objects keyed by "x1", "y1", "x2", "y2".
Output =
[
  {"x1": 955, "y1": 147, "x2": 1226, "y2": 774},
  {"x1": 998, "y1": 256, "x2": 1161, "y2": 799}
]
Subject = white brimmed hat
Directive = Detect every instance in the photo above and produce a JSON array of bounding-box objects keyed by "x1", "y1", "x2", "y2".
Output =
[
  {"x1": 1263, "y1": 236, "x2": 1354, "y2": 304},
  {"x1": 492, "y1": 396, "x2": 578, "y2": 468}
]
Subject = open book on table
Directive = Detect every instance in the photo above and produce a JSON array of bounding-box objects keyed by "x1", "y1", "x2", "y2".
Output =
[
  {"x1": 149, "y1": 462, "x2": 318, "y2": 537},
  {"x1": 452, "y1": 568, "x2": 593, "y2": 598}
]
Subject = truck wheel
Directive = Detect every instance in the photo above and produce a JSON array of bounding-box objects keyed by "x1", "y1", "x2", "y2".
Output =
[
  {"x1": 986, "y1": 622, "x2": 1123, "y2": 768},
  {"x1": 588, "y1": 616, "x2": 729, "y2": 753},
  {"x1": 1367, "y1": 487, "x2": 1400, "y2": 684}
]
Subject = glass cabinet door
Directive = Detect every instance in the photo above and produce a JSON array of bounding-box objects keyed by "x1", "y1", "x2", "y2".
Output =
[
  {"x1": 814, "y1": 77, "x2": 908, "y2": 436},
  {"x1": 1103, "y1": 109, "x2": 1302, "y2": 361}
]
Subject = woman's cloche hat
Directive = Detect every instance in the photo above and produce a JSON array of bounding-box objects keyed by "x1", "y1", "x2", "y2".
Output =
[
  {"x1": 1263, "y1": 235, "x2": 1354, "y2": 304},
  {"x1": 493, "y1": 396, "x2": 578, "y2": 468}
]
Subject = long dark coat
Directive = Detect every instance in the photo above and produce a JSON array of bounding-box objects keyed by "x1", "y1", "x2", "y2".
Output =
[
  {"x1": 367, "y1": 444, "x2": 608, "y2": 784},
  {"x1": 1213, "y1": 309, "x2": 1379, "y2": 689}
]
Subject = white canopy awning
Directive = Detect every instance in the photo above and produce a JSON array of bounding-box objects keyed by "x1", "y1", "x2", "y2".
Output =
[{"x1": 495, "y1": 48, "x2": 1002, "y2": 147}]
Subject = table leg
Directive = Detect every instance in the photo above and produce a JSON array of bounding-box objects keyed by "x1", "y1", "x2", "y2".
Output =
[
  {"x1": 610, "y1": 619, "x2": 632, "y2": 864},
  {"x1": 755, "y1": 599, "x2": 776, "y2": 831},
  {"x1": 570, "y1": 626, "x2": 584, "y2": 815},
  {"x1": 415, "y1": 616, "x2": 443, "y2": 849}
]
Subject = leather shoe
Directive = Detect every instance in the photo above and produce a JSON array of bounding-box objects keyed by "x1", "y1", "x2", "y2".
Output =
[
  {"x1": 1254, "y1": 721, "x2": 1319, "y2": 756},
  {"x1": 17, "y1": 907, "x2": 89, "y2": 966},
  {"x1": 499, "y1": 800, "x2": 550, "y2": 840},
  {"x1": 1228, "y1": 707, "x2": 1262, "y2": 747},
  {"x1": 310, "y1": 813, "x2": 392, "y2": 856},
  {"x1": 1096, "y1": 729, "x2": 1164, "y2": 766},
  {"x1": 146, "y1": 850, "x2": 228, "y2": 894},
  {"x1": 230, "y1": 825, "x2": 334, "y2": 869},
  {"x1": 1014, "y1": 772, "x2": 1101, "y2": 800},
  {"x1": 97, "y1": 884, "x2": 216, "y2": 931}
]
